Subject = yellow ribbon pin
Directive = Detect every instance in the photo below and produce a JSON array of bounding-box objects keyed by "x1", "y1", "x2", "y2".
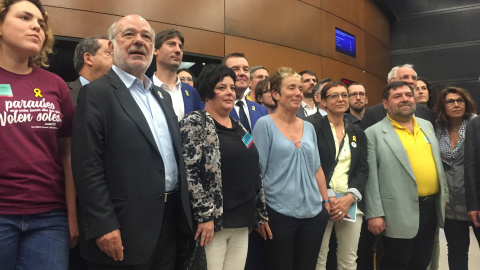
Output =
[
  {"x1": 185, "y1": 90, "x2": 190, "y2": 97},
  {"x1": 34, "y1": 88, "x2": 43, "y2": 98},
  {"x1": 252, "y1": 106, "x2": 255, "y2": 111},
  {"x1": 352, "y1": 135, "x2": 356, "y2": 142}
]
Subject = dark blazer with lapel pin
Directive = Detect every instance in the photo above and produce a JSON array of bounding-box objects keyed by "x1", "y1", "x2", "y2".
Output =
[
  {"x1": 229, "y1": 99, "x2": 268, "y2": 130},
  {"x1": 72, "y1": 69, "x2": 192, "y2": 265},
  {"x1": 306, "y1": 113, "x2": 369, "y2": 210},
  {"x1": 67, "y1": 77, "x2": 82, "y2": 107},
  {"x1": 149, "y1": 76, "x2": 204, "y2": 116}
]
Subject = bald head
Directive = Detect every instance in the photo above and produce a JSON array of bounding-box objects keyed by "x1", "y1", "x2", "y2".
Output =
[{"x1": 108, "y1": 15, "x2": 155, "y2": 80}]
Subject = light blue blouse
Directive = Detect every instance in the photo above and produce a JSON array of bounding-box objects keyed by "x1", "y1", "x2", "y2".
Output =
[{"x1": 252, "y1": 115, "x2": 323, "y2": 218}]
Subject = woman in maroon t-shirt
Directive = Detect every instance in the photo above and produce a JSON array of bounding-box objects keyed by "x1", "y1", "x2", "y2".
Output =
[{"x1": 0, "y1": 1, "x2": 77, "y2": 269}]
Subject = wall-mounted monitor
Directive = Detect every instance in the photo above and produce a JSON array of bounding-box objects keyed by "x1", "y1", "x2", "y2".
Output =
[{"x1": 335, "y1": 28, "x2": 356, "y2": 58}]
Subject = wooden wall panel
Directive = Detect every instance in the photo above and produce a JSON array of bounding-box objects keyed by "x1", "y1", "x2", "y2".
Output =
[
  {"x1": 298, "y1": 0, "x2": 321, "y2": 8},
  {"x1": 321, "y1": 57, "x2": 366, "y2": 83},
  {"x1": 225, "y1": 36, "x2": 322, "y2": 77},
  {"x1": 43, "y1": 0, "x2": 390, "y2": 89},
  {"x1": 46, "y1": 7, "x2": 117, "y2": 37},
  {"x1": 365, "y1": 33, "x2": 390, "y2": 81},
  {"x1": 225, "y1": 0, "x2": 323, "y2": 55},
  {"x1": 320, "y1": 11, "x2": 365, "y2": 69},
  {"x1": 320, "y1": 0, "x2": 365, "y2": 29},
  {"x1": 365, "y1": 72, "x2": 388, "y2": 106},
  {"x1": 43, "y1": 0, "x2": 225, "y2": 32},
  {"x1": 364, "y1": 0, "x2": 390, "y2": 47}
]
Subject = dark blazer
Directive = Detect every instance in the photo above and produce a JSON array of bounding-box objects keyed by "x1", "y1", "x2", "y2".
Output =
[
  {"x1": 230, "y1": 99, "x2": 268, "y2": 130},
  {"x1": 149, "y1": 76, "x2": 203, "y2": 116},
  {"x1": 72, "y1": 69, "x2": 192, "y2": 265},
  {"x1": 296, "y1": 107, "x2": 307, "y2": 119},
  {"x1": 67, "y1": 77, "x2": 82, "y2": 107},
  {"x1": 306, "y1": 114, "x2": 369, "y2": 210},
  {"x1": 360, "y1": 103, "x2": 435, "y2": 130},
  {"x1": 465, "y1": 116, "x2": 480, "y2": 212},
  {"x1": 180, "y1": 82, "x2": 203, "y2": 114}
]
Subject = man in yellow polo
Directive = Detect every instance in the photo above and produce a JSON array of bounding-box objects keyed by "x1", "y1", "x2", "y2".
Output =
[{"x1": 364, "y1": 81, "x2": 448, "y2": 269}]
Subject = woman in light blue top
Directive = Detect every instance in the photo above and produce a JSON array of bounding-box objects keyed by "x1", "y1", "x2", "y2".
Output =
[{"x1": 253, "y1": 67, "x2": 330, "y2": 270}]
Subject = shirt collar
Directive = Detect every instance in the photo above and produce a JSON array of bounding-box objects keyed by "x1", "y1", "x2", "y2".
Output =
[
  {"x1": 79, "y1": 76, "x2": 90, "y2": 86},
  {"x1": 112, "y1": 65, "x2": 152, "y2": 92},
  {"x1": 152, "y1": 72, "x2": 181, "y2": 91},
  {"x1": 387, "y1": 113, "x2": 419, "y2": 133}
]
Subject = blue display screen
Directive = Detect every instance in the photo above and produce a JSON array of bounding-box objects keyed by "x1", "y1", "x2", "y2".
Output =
[{"x1": 335, "y1": 28, "x2": 356, "y2": 58}]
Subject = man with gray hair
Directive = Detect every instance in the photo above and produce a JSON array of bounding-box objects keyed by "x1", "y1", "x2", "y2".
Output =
[
  {"x1": 360, "y1": 64, "x2": 435, "y2": 130},
  {"x1": 247, "y1": 65, "x2": 269, "y2": 102},
  {"x1": 72, "y1": 14, "x2": 192, "y2": 269},
  {"x1": 67, "y1": 36, "x2": 112, "y2": 106}
]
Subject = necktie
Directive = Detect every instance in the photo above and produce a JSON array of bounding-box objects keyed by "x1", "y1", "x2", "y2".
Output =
[{"x1": 236, "y1": 101, "x2": 251, "y2": 133}]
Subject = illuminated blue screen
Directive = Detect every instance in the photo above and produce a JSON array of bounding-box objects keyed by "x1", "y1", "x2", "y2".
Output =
[{"x1": 335, "y1": 28, "x2": 356, "y2": 58}]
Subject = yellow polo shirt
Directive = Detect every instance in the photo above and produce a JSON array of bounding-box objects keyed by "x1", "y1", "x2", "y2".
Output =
[
  {"x1": 388, "y1": 114, "x2": 439, "y2": 196},
  {"x1": 329, "y1": 123, "x2": 351, "y2": 193}
]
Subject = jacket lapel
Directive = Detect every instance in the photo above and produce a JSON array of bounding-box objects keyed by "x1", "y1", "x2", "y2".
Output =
[
  {"x1": 109, "y1": 71, "x2": 161, "y2": 155},
  {"x1": 321, "y1": 116, "x2": 336, "y2": 160},
  {"x1": 381, "y1": 117, "x2": 416, "y2": 180}
]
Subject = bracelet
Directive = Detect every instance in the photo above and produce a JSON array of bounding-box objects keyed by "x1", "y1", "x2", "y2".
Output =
[{"x1": 323, "y1": 200, "x2": 330, "y2": 204}]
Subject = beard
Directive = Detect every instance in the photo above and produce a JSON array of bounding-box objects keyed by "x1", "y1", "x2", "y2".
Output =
[
  {"x1": 303, "y1": 89, "x2": 314, "y2": 99},
  {"x1": 389, "y1": 102, "x2": 416, "y2": 121},
  {"x1": 113, "y1": 42, "x2": 153, "y2": 76},
  {"x1": 350, "y1": 103, "x2": 365, "y2": 113}
]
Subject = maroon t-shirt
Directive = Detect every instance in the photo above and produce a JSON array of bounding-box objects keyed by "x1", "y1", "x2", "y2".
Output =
[{"x1": 0, "y1": 67, "x2": 74, "y2": 215}]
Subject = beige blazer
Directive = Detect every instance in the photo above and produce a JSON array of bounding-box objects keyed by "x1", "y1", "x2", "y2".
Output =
[{"x1": 364, "y1": 116, "x2": 448, "y2": 239}]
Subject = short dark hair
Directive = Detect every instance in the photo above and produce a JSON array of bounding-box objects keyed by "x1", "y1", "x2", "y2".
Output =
[
  {"x1": 250, "y1": 66, "x2": 268, "y2": 78},
  {"x1": 347, "y1": 83, "x2": 367, "y2": 96},
  {"x1": 73, "y1": 35, "x2": 109, "y2": 74},
  {"x1": 382, "y1": 81, "x2": 413, "y2": 101},
  {"x1": 320, "y1": 81, "x2": 348, "y2": 100},
  {"x1": 417, "y1": 77, "x2": 437, "y2": 110},
  {"x1": 434, "y1": 86, "x2": 477, "y2": 124},
  {"x1": 197, "y1": 64, "x2": 236, "y2": 101},
  {"x1": 176, "y1": 68, "x2": 196, "y2": 84},
  {"x1": 255, "y1": 78, "x2": 270, "y2": 102},
  {"x1": 154, "y1": 28, "x2": 184, "y2": 49},
  {"x1": 318, "y1": 78, "x2": 332, "y2": 85},
  {"x1": 222, "y1": 52, "x2": 247, "y2": 65},
  {"x1": 299, "y1": 70, "x2": 317, "y2": 81}
]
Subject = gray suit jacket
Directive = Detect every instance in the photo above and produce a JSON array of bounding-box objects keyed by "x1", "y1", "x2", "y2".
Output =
[
  {"x1": 67, "y1": 77, "x2": 82, "y2": 107},
  {"x1": 364, "y1": 117, "x2": 448, "y2": 239}
]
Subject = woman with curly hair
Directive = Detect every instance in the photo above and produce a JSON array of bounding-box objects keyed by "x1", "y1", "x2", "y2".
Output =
[{"x1": 0, "y1": 0, "x2": 77, "y2": 269}]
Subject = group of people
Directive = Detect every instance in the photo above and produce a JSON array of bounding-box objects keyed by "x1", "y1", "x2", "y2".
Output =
[{"x1": 1, "y1": 1, "x2": 480, "y2": 270}]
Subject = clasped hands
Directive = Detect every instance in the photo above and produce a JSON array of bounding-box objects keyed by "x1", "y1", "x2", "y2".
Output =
[{"x1": 328, "y1": 194, "x2": 355, "y2": 222}]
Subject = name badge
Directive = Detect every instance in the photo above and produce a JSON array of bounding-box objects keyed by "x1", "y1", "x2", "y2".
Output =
[
  {"x1": 0, "y1": 84, "x2": 13, "y2": 97},
  {"x1": 242, "y1": 132, "x2": 254, "y2": 148}
]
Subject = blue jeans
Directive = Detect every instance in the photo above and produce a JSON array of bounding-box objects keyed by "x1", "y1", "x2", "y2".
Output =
[{"x1": 0, "y1": 209, "x2": 69, "y2": 270}]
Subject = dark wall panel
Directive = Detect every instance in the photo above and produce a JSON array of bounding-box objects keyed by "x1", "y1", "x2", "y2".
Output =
[{"x1": 391, "y1": 7, "x2": 480, "y2": 50}]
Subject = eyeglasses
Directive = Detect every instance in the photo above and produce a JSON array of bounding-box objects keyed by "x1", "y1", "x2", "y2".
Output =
[
  {"x1": 179, "y1": 77, "x2": 194, "y2": 82},
  {"x1": 326, "y1": 93, "x2": 348, "y2": 100},
  {"x1": 445, "y1": 98, "x2": 465, "y2": 106},
  {"x1": 348, "y1": 92, "x2": 366, "y2": 97}
]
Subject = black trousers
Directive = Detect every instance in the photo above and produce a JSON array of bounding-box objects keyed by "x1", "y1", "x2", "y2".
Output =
[
  {"x1": 356, "y1": 216, "x2": 377, "y2": 270},
  {"x1": 444, "y1": 219, "x2": 480, "y2": 270},
  {"x1": 264, "y1": 205, "x2": 329, "y2": 270},
  {"x1": 380, "y1": 198, "x2": 437, "y2": 270},
  {"x1": 87, "y1": 199, "x2": 179, "y2": 270}
]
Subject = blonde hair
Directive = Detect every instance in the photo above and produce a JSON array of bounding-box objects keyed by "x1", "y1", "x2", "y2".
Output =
[{"x1": 0, "y1": 0, "x2": 54, "y2": 67}]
